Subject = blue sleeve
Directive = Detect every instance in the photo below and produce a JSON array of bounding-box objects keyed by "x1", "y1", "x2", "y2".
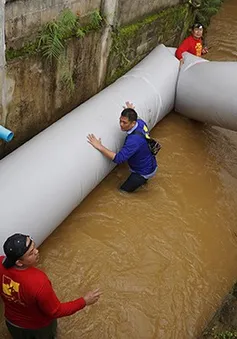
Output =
[{"x1": 113, "y1": 136, "x2": 140, "y2": 164}]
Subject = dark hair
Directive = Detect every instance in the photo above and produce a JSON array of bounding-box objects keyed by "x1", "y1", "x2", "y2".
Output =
[
  {"x1": 192, "y1": 22, "x2": 204, "y2": 30},
  {"x1": 121, "y1": 108, "x2": 137, "y2": 122}
]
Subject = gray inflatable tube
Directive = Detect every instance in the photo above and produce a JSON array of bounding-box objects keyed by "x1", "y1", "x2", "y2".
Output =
[
  {"x1": 0, "y1": 44, "x2": 179, "y2": 252},
  {"x1": 175, "y1": 52, "x2": 237, "y2": 131}
]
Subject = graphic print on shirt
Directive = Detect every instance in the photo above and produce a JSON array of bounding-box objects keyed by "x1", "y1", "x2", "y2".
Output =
[
  {"x1": 195, "y1": 42, "x2": 202, "y2": 56},
  {"x1": 2, "y1": 275, "x2": 25, "y2": 305},
  {"x1": 143, "y1": 125, "x2": 150, "y2": 139}
]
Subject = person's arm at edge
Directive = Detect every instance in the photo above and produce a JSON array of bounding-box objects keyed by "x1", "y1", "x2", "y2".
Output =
[
  {"x1": 97, "y1": 144, "x2": 116, "y2": 160},
  {"x1": 201, "y1": 38, "x2": 208, "y2": 54},
  {"x1": 113, "y1": 138, "x2": 140, "y2": 164},
  {"x1": 87, "y1": 134, "x2": 116, "y2": 160},
  {"x1": 175, "y1": 37, "x2": 189, "y2": 62},
  {"x1": 37, "y1": 279, "x2": 101, "y2": 319}
]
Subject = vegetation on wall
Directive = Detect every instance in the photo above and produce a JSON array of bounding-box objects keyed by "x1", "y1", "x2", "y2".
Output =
[
  {"x1": 201, "y1": 281, "x2": 237, "y2": 339},
  {"x1": 203, "y1": 328, "x2": 237, "y2": 338},
  {"x1": 6, "y1": 9, "x2": 103, "y2": 92},
  {"x1": 106, "y1": 4, "x2": 193, "y2": 85},
  {"x1": 5, "y1": 1, "x2": 223, "y2": 92},
  {"x1": 38, "y1": 8, "x2": 102, "y2": 62},
  {"x1": 194, "y1": 0, "x2": 224, "y2": 26},
  {"x1": 6, "y1": 9, "x2": 103, "y2": 61},
  {"x1": 37, "y1": 9, "x2": 101, "y2": 93},
  {"x1": 38, "y1": 9, "x2": 78, "y2": 62},
  {"x1": 106, "y1": 0, "x2": 224, "y2": 86}
]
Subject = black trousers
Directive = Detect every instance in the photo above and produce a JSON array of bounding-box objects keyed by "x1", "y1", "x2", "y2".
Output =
[
  {"x1": 120, "y1": 173, "x2": 148, "y2": 192},
  {"x1": 6, "y1": 319, "x2": 57, "y2": 339}
]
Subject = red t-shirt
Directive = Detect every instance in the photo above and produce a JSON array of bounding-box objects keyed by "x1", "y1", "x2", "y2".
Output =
[
  {"x1": 0, "y1": 256, "x2": 86, "y2": 329},
  {"x1": 175, "y1": 35, "x2": 203, "y2": 60}
]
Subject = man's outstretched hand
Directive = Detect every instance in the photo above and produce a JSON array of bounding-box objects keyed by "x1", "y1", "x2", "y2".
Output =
[
  {"x1": 202, "y1": 46, "x2": 208, "y2": 55},
  {"x1": 87, "y1": 134, "x2": 102, "y2": 150},
  {"x1": 84, "y1": 289, "x2": 102, "y2": 306},
  {"x1": 87, "y1": 134, "x2": 116, "y2": 160},
  {"x1": 123, "y1": 101, "x2": 135, "y2": 110}
]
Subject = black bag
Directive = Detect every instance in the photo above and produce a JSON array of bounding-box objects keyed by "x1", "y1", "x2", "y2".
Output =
[{"x1": 132, "y1": 130, "x2": 161, "y2": 156}]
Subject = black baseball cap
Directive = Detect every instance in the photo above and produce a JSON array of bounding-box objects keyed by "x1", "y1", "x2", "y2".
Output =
[
  {"x1": 3, "y1": 234, "x2": 32, "y2": 269},
  {"x1": 192, "y1": 23, "x2": 204, "y2": 30}
]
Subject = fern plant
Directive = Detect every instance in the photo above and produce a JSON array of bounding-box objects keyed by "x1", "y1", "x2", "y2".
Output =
[
  {"x1": 195, "y1": 0, "x2": 223, "y2": 26},
  {"x1": 75, "y1": 10, "x2": 102, "y2": 38},
  {"x1": 38, "y1": 9, "x2": 77, "y2": 63},
  {"x1": 58, "y1": 55, "x2": 75, "y2": 93},
  {"x1": 37, "y1": 8, "x2": 103, "y2": 93},
  {"x1": 90, "y1": 10, "x2": 103, "y2": 30},
  {"x1": 38, "y1": 22, "x2": 64, "y2": 62},
  {"x1": 58, "y1": 8, "x2": 78, "y2": 38}
]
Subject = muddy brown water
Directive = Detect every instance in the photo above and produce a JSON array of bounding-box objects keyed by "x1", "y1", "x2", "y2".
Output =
[{"x1": 1, "y1": 0, "x2": 237, "y2": 338}]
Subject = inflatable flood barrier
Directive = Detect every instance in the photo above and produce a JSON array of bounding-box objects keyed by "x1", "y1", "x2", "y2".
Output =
[
  {"x1": 0, "y1": 44, "x2": 179, "y2": 250},
  {"x1": 175, "y1": 52, "x2": 237, "y2": 131},
  {"x1": 0, "y1": 44, "x2": 237, "y2": 252}
]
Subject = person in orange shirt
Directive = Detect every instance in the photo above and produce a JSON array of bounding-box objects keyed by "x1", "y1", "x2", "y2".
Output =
[{"x1": 175, "y1": 23, "x2": 208, "y2": 65}]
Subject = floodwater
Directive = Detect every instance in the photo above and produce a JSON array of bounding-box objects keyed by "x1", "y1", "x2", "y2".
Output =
[
  {"x1": 206, "y1": 0, "x2": 237, "y2": 61},
  {"x1": 1, "y1": 0, "x2": 237, "y2": 338}
]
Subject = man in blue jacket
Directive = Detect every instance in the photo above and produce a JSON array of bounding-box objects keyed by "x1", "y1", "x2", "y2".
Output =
[{"x1": 87, "y1": 102, "x2": 158, "y2": 192}]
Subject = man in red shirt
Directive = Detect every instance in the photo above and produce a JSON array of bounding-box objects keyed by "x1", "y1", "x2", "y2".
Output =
[
  {"x1": 0, "y1": 233, "x2": 101, "y2": 339},
  {"x1": 175, "y1": 23, "x2": 208, "y2": 64}
]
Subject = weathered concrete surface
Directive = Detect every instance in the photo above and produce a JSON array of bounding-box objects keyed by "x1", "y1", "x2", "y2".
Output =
[
  {"x1": 5, "y1": 0, "x2": 183, "y2": 49},
  {"x1": 106, "y1": 4, "x2": 191, "y2": 85},
  {"x1": 98, "y1": 0, "x2": 118, "y2": 88},
  {"x1": 0, "y1": 0, "x2": 8, "y2": 158},
  {"x1": 118, "y1": 0, "x2": 182, "y2": 25},
  {"x1": 5, "y1": 0, "x2": 101, "y2": 48},
  {"x1": 0, "y1": 0, "x2": 6, "y2": 124},
  {"x1": 3, "y1": 31, "x2": 102, "y2": 156},
  {"x1": 0, "y1": 0, "x2": 194, "y2": 158}
]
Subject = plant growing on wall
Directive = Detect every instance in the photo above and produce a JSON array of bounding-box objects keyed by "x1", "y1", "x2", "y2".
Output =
[
  {"x1": 76, "y1": 10, "x2": 102, "y2": 39},
  {"x1": 37, "y1": 9, "x2": 103, "y2": 93},
  {"x1": 6, "y1": 9, "x2": 103, "y2": 63},
  {"x1": 107, "y1": 4, "x2": 193, "y2": 85},
  {"x1": 204, "y1": 329, "x2": 237, "y2": 338},
  {"x1": 38, "y1": 9, "x2": 77, "y2": 93},
  {"x1": 38, "y1": 9, "x2": 77, "y2": 62},
  {"x1": 194, "y1": 0, "x2": 223, "y2": 26}
]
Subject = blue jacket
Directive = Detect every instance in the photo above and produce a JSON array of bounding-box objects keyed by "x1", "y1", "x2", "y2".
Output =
[{"x1": 113, "y1": 119, "x2": 157, "y2": 176}]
